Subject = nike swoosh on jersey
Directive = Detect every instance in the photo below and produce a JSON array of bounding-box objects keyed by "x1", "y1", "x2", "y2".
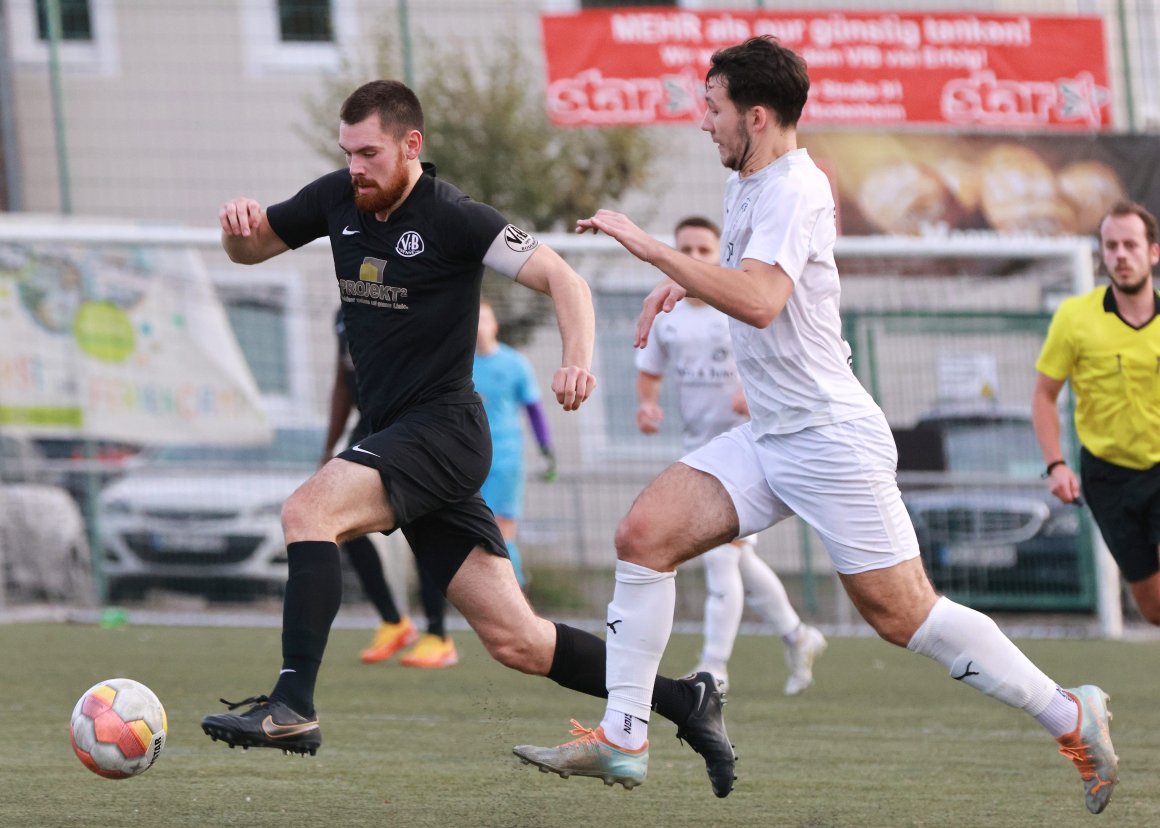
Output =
[
  {"x1": 260, "y1": 716, "x2": 319, "y2": 739},
  {"x1": 350, "y1": 445, "x2": 380, "y2": 458},
  {"x1": 342, "y1": 226, "x2": 360, "y2": 235}
]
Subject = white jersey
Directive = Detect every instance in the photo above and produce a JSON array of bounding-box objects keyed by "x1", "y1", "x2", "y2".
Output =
[
  {"x1": 636, "y1": 301, "x2": 746, "y2": 452},
  {"x1": 721, "y1": 148, "x2": 880, "y2": 435}
]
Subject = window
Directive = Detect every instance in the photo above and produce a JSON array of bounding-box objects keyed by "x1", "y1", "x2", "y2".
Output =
[
  {"x1": 8, "y1": 0, "x2": 116, "y2": 72},
  {"x1": 34, "y1": 0, "x2": 92, "y2": 41},
  {"x1": 542, "y1": 1, "x2": 684, "y2": 14},
  {"x1": 580, "y1": 0, "x2": 677, "y2": 6},
  {"x1": 239, "y1": 0, "x2": 355, "y2": 76},
  {"x1": 582, "y1": 1, "x2": 676, "y2": 7},
  {"x1": 277, "y1": 0, "x2": 332, "y2": 43},
  {"x1": 225, "y1": 299, "x2": 292, "y2": 398},
  {"x1": 210, "y1": 267, "x2": 315, "y2": 423}
]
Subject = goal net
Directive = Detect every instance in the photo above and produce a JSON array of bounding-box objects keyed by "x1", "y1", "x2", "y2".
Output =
[{"x1": 0, "y1": 217, "x2": 1120, "y2": 636}]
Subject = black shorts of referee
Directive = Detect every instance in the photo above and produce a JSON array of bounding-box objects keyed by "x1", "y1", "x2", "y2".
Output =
[
  {"x1": 1080, "y1": 447, "x2": 1160, "y2": 582},
  {"x1": 338, "y1": 399, "x2": 508, "y2": 593}
]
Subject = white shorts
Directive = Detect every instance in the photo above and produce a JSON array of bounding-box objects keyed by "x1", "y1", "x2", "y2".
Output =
[{"x1": 682, "y1": 413, "x2": 919, "y2": 575}]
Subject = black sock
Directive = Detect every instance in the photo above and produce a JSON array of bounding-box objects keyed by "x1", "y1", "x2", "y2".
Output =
[
  {"x1": 547, "y1": 623, "x2": 608, "y2": 698},
  {"x1": 418, "y1": 570, "x2": 446, "y2": 638},
  {"x1": 271, "y1": 541, "x2": 343, "y2": 717},
  {"x1": 343, "y1": 535, "x2": 400, "y2": 623},
  {"x1": 651, "y1": 675, "x2": 694, "y2": 726},
  {"x1": 546, "y1": 623, "x2": 694, "y2": 725}
]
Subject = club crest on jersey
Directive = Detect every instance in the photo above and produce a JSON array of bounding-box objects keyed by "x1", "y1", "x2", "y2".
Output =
[
  {"x1": 503, "y1": 224, "x2": 538, "y2": 253},
  {"x1": 359, "y1": 257, "x2": 387, "y2": 283},
  {"x1": 395, "y1": 231, "x2": 424, "y2": 258}
]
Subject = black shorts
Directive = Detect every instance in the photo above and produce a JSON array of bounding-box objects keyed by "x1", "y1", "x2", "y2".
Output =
[
  {"x1": 1080, "y1": 448, "x2": 1160, "y2": 582},
  {"x1": 338, "y1": 401, "x2": 508, "y2": 592}
]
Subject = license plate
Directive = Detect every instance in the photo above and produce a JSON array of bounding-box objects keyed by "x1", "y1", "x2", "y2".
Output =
[
  {"x1": 944, "y1": 544, "x2": 1017, "y2": 567},
  {"x1": 151, "y1": 532, "x2": 228, "y2": 553}
]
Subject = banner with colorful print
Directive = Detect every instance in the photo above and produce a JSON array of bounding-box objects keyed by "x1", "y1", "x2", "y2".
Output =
[{"x1": 0, "y1": 221, "x2": 270, "y2": 445}]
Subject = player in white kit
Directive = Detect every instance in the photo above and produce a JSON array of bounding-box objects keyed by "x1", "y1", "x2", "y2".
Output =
[
  {"x1": 513, "y1": 37, "x2": 1118, "y2": 813},
  {"x1": 635, "y1": 216, "x2": 826, "y2": 695}
]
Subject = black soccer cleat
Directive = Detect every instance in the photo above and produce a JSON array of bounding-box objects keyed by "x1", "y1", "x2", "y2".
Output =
[
  {"x1": 201, "y1": 695, "x2": 321, "y2": 756},
  {"x1": 675, "y1": 671, "x2": 737, "y2": 798}
]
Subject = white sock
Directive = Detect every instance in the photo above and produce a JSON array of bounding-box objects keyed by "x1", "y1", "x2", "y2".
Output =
[
  {"x1": 603, "y1": 560, "x2": 676, "y2": 747},
  {"x1": 700, "y1": 544, "x2": 743, "y2": 667},
  {"x1": 599, "y1": 710, "x2": 649, "y2": 751},
  {"x1": 736, "y1": 540, "x2": 801, "y2": 637},
  {"x1": 1036, "y1": 687, "x2": 1082, "y2": 738},
  {"x1": 906, "y1": 597, "x2": 1065, "y2": 733}
]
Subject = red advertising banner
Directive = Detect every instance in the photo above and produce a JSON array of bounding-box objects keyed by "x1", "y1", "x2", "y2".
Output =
[{"x1": 541, "y1": 10, "x2": 1109, "y2": 130}]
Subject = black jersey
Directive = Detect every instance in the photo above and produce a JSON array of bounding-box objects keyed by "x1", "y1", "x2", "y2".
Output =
[{"x1": 268, "y1": 165, "x2": 525, "y2": 429}]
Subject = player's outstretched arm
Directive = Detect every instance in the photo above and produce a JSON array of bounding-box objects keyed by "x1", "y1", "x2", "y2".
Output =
[
  {"x1": 514, "y1": 245, "x2": 597, "y2": 413},
  {"x1": 576, "y1": 209, "x2": 668, "y2": 264},
  {"x1": 219, "y1": 197, "x2": 290, "y2": 265},
  {"x1": 579, "y1": 209, "x2": 794, "y2": 331}
]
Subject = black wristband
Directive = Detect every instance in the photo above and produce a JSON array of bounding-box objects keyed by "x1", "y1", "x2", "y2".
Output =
[{"x1": 1042, "y1": 459, "x2": 1067, "y2": 478}]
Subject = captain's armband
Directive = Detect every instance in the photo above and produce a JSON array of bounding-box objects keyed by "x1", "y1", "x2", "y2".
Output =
[{"x1": 482, "y1": 224, "x2": 540, "y2": 279}]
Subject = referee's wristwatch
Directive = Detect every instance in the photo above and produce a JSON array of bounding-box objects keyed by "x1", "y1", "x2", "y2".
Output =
[{"x1": 1041, "y1": 459, "x2": 1067, "y2": 479}]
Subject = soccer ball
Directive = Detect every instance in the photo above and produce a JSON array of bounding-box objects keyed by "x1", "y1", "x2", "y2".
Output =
[{"x1": 69, "y1": 678, "x2": 167, "y2": 779}]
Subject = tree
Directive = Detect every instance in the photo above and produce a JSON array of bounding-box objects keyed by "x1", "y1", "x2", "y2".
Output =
[{"x1": 298, "y1": 26, "x2": 658, "y2": 343}]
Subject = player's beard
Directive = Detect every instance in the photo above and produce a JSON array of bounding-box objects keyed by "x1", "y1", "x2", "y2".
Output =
[
  {"x1": 352, "y1": 148, "x2": 410, "y2": 214},
  {"x1": 721, "y1": 122, "x2": 754, "y2": 173}
]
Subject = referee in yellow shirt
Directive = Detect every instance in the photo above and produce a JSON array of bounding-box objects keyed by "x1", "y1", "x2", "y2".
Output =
[{"x1": 1032, "y1": 200, "x2": 1160, "y2": 626}]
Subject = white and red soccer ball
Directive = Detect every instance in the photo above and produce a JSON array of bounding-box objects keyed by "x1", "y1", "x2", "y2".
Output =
[{"x1": 69, "y1": 678, "x2": 167, "y2": 779}]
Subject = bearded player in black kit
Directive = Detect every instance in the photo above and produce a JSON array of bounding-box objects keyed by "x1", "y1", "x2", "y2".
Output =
[{"x1": 201, "y1": 80, "x2": 736, "y2": 797}]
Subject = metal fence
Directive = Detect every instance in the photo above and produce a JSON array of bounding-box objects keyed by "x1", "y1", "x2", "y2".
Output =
[{"x1": 1, "y1": 221, "x2": 1115, "y2": 634}]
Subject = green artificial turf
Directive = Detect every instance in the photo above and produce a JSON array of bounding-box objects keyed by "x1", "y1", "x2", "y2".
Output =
[{"x1": 3, "y1": 622, "x2": 1157, "y2": 827}]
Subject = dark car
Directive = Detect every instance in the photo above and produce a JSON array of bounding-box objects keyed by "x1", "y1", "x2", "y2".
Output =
[
  {"x1": 32, "y1": 438, "x2": 141, "y2": 508},
  {"x1": 893, "y1": 404, "x2": 1093, "y2": 610}
]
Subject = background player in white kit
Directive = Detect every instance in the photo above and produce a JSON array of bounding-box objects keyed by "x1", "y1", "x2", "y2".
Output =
[
  {"x1": 635, "y1": 216, "x2": 825, "y2": 696},
  {"x1": 515, "y1": 37, "x2": 1119, "y2": 813}
]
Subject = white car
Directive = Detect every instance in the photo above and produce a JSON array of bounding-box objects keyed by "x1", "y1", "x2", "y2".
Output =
[
  {"x1": 1, "y1": 482, "x2": 93, "y2": 604},
  {"x1": 98, "y1": 426, "x2": 324, "y2": 601}
]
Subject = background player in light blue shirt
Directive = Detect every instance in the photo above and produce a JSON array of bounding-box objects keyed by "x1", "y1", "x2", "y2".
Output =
[{"x1": 474, "y1": 299, "x2": 556, "y2": 586}]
